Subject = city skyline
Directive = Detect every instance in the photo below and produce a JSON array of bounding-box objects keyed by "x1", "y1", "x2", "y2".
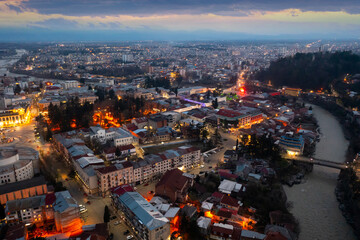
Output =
[{"x1": 0, "y1": 0, "x2": 360, "y2": 41}]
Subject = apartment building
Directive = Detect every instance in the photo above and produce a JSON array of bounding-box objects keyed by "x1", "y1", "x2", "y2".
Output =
[{"x1": 116, "y1": 192, "x2": 170, "y2": 240}]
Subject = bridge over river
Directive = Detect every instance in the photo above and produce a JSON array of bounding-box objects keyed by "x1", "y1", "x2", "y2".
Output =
[{"x1": 282, "y1": 155, "x2": 347, "y2": 170}]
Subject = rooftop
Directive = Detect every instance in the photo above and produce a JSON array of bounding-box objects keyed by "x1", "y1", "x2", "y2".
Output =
[{"x1": 118, "y1": 192, "x2": 169, "y2": 231}]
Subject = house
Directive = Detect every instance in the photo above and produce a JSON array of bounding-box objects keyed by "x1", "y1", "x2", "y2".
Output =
[
  {"x1": 197, "y1": 217, "x2": 212, "y2": 235},
  {"x1": 220, "y1": 195, "x2": 240, "y2": 211},
  {"x1": 181, "y1": 205, "x2": 197, "y2": 219},
  {"x1": 218, "y1": 179, "x2": 242, "y2": 194},
  {"x1": 148, "y1": 114, "x2": 168, "y2": 130},
  {"x1": 155, "y1": 169, "x2": 193, "y2": 203},
  {"x1": 210, "y1": 223, "x2": 242, "y2": 240}
]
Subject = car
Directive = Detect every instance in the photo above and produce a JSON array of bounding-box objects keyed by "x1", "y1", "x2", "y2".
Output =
[
  {"x1": 123, "y1": 230, "x2": 130, "y2": 235},
  {"x1": 127, "y1": 235, "x2": 134, "y2": 240},
  {"x1": 110, "y1": 215, "x2": 117, "y2": 220},
  {"x1": 144, "y1": 183, "x2": 149, "y2": 186},
  {"x1": 114, "y1": 221, "x2": 121, "y2": 225},
  {"x1": 200, "y1": 165, "x2": 204, "y2": 168},
  {"x1": 208, "y1": 166, "x2": 212, "y2": 169},
  {"x1": 148, "y1": 191, "x2": 154, "y2": 194},
  {"x1": 80, "y1": 208, "x2": 88, "y2": 213},
  {"x1": 86, "y1": 201, "x2": 91, "y2": 205},
  {"x1": 109, "y1": 233, "x2": 114, "y2": 240}
]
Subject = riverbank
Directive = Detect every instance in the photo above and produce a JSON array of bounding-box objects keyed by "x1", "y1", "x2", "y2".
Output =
[{"x1": 284, "y1": 104, "x2": 356, "y2": 240}]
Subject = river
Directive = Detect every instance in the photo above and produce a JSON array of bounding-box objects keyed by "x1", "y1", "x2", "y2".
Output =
[{"x1": 284, "y1": 104, "x2": 356, "y2": 240}]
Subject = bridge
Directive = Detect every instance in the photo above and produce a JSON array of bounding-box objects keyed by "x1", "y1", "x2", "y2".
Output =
[{"x1": 282, "y1": 155, "x2": 347, "y2": 170}]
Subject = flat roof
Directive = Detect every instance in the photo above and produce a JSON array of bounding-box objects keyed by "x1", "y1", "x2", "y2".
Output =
[{"x1": 0, "y1": 176, "x2": 47, "y2": 195}]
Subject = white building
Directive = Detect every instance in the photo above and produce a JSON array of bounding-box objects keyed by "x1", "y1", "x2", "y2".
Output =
[
  {"x1": 0, "y1": 147, "x2": 38, "y2": 185},
  {"x1": 61, "y1": 80, "x2": 79, "y2": 89}
]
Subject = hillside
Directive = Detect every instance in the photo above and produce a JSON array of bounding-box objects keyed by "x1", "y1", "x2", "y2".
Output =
[{"x1": 253, "y1": 51, "x2": 360, "y2": 90}]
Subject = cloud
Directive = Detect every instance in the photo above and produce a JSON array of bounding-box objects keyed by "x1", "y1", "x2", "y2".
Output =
[
  {"x1": 19, "y1": 0, "x2": 360, "y2": 16},
  {"x1": 0, "y1": 0, "x2": 359, "y2": 40}
]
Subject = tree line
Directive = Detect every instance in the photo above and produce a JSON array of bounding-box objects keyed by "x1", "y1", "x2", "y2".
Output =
[
  {"x1": 253, "y1": 51, "x2": 360, "y2": 90},
  {"x1": 48, "y1": 97, "x2": 94, "y2": 132}
]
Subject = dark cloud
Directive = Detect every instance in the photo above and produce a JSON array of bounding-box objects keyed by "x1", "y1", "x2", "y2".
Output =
[
  {"x1": 27, "y1": 18, "x2": 79, "y2": 29},
  {"x1": 6, "y1": 4, "x2": 23, "y2": 13},
  {"x1": 21, "y1": 0, "x2": 360, "y2": 16}
]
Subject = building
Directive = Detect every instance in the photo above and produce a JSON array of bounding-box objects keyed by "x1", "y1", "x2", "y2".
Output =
[
  {"x1": 116, "y1": 192, "x2": 170, "y2": 240},
  {"x1": 148, "y1": 114, "x2": 168, "y2": 130},
  {"x1": 61, "y1": 80, "x2": 79, "y2": 89},
  {"x1": 282, "y1": 88, "x2": 301, "y2": 97},
  {"x1": 0, "y1": 176, "x2": 48, "y2": 205},
  {"x1": 114, "y1": 128, "x2": 135, "y2": 147},
  {"x1": 210, "y1": 223, "x2": 242, "y2": 240},
  {"x1": 5, "y1": 191, "x2": 81, "y2": 234},
  {"x1": 279, "y1": 135, "x2": 304, "y2": 155},
  {"x1": 0, "y1": 147, "x2": 39, "y2": 185},
  {"x1": 96, "y1": 162, "x2": 134, "y2": 196},
  {"x1": 73, "y1": 155, "x2": 104, "y2": 194},
  {"x1": 155, "y1": 169, "x2": 193, "y2": 203},
  {"x1": 0, "y1": 105, "x2": 31, "y2": 127}
]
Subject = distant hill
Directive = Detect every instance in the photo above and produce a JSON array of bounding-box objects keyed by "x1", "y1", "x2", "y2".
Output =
[{"x1": 253, "y1": 51, "x2": 360, "y2": 90}]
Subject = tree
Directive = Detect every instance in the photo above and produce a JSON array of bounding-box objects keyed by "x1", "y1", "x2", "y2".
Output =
[
  {"x1": 14, "y1": 84, "x2": 21, "y2": 95},
  {"x1": 115, "y1": 147, "x2": 121, "y2": 157},
  {"x1": 212, "y1": 98, "x2": 218, "y2": 109},
  {"x1": 109, "y1": 89, "x2": 115, "y2": 99},
  {"x1": 104, "y1": 205, "x2": 110, "y2": 223}
]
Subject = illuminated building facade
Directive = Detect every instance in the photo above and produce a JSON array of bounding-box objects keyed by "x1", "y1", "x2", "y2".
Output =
[
  {"x1": 0, "y1": 106, "x2": 31, "y2": 127},
  {"x1": 279, "y1": 135, "x2": 304, "y2": 155},
  {"x1": 5, "y1": 191, "x2": 81, "y2": 233},
  {"x1": 0, "y1": 176, "x2": 47, "y2": 205}
]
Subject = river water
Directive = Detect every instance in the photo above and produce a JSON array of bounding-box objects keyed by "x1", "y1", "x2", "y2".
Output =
[{"x1": 284, "y1": 105, "x2": 356, "y2": 240}]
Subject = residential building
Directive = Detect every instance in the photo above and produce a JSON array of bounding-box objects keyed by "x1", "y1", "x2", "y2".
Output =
[
  {"x1": 155, "y1": 169, "x2": 193, "y2": 203},
  {"x1": 148, "y1": 114, "x2": 167, "y2": 130},
  {"x1": 116, "y1": 192, "x2": 170, "y2": 240},
  {"x1": 5, "y1": 191, "x2": 81, "y2": 234},
  {"x1": 96, "y1": 162, "x2": 134, "y2": 196}
]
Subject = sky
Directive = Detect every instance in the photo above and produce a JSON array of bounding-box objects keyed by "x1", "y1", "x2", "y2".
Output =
[{"x1": 0, "y1": 0, "x2": 359, "y2": 41}]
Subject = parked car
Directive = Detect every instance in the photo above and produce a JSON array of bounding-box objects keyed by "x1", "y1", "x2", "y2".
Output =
[
  {"x1": 127, "y1": 235, "x2": 134, "y2": 240},
  {"x1": 114, "y1": 221, "x2": 121, "y2": 226},
  {"x1": 110, "y1": 215, "x2": 117, "y2": 220},
  {"x1": 123, "y1": 230, "x2": 130, "y2": 235},
  {"x1": 144, "y1": 183, "x2": 149, "y2": 186}
]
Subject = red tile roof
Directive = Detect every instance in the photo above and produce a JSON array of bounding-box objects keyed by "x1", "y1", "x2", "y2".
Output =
[
  {"x1": 220, "y1": 195, "x2": 239, "y2": 208},
  {"x1": 118, "y1": 144, "x2": 135, "y2": 151},
  {"x1": 217, "y1": 109, "x2": 242, "y2": 118},
  {"x1": 111, "y1": 184, "x2": 134, "y2": 196},
  {"x1": 212, "y1": 192, "x2": 225, "y2": 200},
  {"x1": 45, "y1": 193, "x2": 56, "y2": 205},
  {"x1": 97, "y1": 165, "x2": 117, "y2": 174},
  {"x1": 156, "y1": 169, "x2": 188, "y2": 194}
]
